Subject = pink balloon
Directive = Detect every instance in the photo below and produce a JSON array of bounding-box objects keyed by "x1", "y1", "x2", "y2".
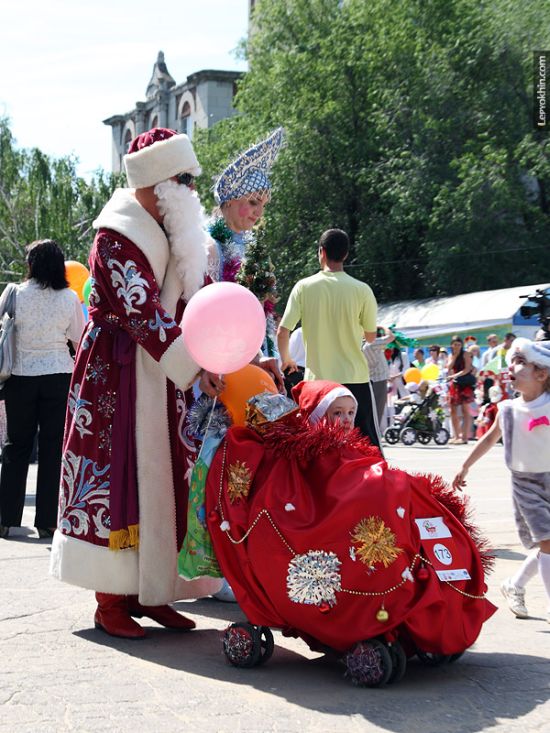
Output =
[{"x1": 181, "y1": 282, "x2": 266, "y2": 374}]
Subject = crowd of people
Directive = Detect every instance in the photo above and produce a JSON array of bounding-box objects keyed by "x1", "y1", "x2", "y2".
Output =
[
  {"x1": 360, "y1": 333, "x2": 521, "y2": 446},
  {"x1": 0, "y1": 125, "x2": 548, "y2": 660}
]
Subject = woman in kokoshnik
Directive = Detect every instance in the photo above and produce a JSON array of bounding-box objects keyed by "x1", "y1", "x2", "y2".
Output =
[
  {"x1": 206, "y1": 127, "x2": 284, "y2": 374},
  {"x1": 179, "y1": 129, "x2": 285, "y2": 598}
]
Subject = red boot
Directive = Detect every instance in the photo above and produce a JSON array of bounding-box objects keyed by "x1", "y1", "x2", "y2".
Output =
[
  {"x1": 127, "y1": 596, "x2": 196, "y2": 630},
  {"x1": 94, "y1": 593, "x2": 146, "y2": 639}
]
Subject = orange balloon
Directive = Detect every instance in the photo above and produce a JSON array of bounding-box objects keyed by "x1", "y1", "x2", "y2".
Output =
[
  {"x1": 219, "y1": 364, "x2": 278, "y2": 426},
  {"x1": 65, "y1": 260, "x2": 90, "y2": 302},
  {"x1": 404, "y1": 367, "x2": 422, "y2": 384}
]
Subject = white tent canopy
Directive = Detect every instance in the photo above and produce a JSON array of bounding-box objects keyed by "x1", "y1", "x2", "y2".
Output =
[{"x1": 378, "y1": 283, "x2": 550, "y2": 340}]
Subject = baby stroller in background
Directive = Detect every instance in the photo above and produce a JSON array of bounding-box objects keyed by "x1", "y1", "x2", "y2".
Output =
[{"x1": 385, "y1": 388, "x2": 449, "y2": 446}]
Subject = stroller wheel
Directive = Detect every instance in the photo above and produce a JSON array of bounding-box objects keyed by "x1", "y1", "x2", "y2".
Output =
[
  {"x1": 384, "y1": 428, "x2": 400, "y2": 444},
  {"x1": 223, "y1": 622, "x2": 262, "y2": 668},
  {"x1": 257, "y1": 626, "x2": 275, "y2": 665},
  {"x1": 387, "y1": 640, "x2": 407, "y2": 683},
  {"x1": 417, "y1": 432, "x2": 432, "y2": 444},
  {"x1": 433, "y1": 427, "x2": 450, "y2": 445},
  {"x1": 400, "y1": 427, "x2": 417, "y2": 446},
  {"x1": 343, "y1": 639, "x2": 393, "y2": 687},
  {"x1": 416, "y1": 650, "x2": 452, "y2": 666}
]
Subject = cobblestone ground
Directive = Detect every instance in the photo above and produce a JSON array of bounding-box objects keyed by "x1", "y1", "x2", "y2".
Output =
[{"x1": 0, "y1": 443, "x2": 548, "y2": 733}]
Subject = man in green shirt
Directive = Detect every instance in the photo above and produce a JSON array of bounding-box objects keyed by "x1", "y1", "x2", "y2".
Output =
[{"x1": 277, "y1": 229, "x2": 381, "y2": 448}]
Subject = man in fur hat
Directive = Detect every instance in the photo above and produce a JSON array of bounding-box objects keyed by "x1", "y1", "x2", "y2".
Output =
[{"x1": 50, "y1": 128, "x2": 221, "y2": 638}]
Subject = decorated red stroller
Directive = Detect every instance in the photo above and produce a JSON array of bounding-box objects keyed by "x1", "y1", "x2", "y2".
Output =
[{"x1": 204, "y1": 397, "x2": 496, "y2": 687}]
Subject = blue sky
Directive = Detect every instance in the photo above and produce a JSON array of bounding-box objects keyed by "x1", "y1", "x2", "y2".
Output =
[{"x1": 1, "y1": 0, "x2": 249, "y2": 178}]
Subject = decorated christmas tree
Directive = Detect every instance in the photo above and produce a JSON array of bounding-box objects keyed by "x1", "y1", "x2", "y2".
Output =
[
  {"x1": 236, "y1": 223, "x2": 277, "y2": 303},
  {"x1": 236, "y1": 223, "x2": 278, "y2": 356}
]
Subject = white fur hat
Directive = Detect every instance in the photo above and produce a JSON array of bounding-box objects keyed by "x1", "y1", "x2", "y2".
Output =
[
  {"x1": 124, "y1": 128, "x2": 201, "y2": 189},
  {"x1": 506, "y1": 337, "x2": 550, "y2": 369}
]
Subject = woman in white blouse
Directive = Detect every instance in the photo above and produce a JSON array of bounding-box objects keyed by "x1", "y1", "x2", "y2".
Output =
[{"x1": 0, "y1": 240, "x2": 85, "y2": 539}]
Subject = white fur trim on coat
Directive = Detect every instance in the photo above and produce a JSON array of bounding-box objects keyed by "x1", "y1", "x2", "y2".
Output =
[
  {"x1": 93, "y1": 189, "x2": 169, "y2": 285},
  {"x1": 160, "y1": 338, "x2": 200, "y2": 390},
  {"x1": 50, "y1": 525, "x2": 220, "y2": 599}
]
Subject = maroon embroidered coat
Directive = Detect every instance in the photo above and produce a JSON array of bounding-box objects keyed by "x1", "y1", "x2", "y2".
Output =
[{"x1": 50, "y1": 189, "x2": 221, "y2": 604}]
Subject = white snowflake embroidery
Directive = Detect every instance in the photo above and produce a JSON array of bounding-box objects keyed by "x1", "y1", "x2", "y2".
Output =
[
  {"x1": 287, "y1": 550, "x2": 342, "y2": 607},
  {"x1": 86, "y1": 356, "x2": 109, "y2": 385},
  {"x1": 127, "y1": 317, "x2": 149, "y2": 343},
  {"x1": 98, "y1": 426, "x2": 112, "y2": 453},
  {"x1": 98, "y1": 235, "x2": 122, "y2": 262},
  {"x1": 109, "y1": 258, "x2": 149, "y2": 315},
  {"x1": 67, "y1": 383, "x2": 93, "y2": 438},
  {"x1": 98, "y1": 391, "x2": 117, "y2": 419}
]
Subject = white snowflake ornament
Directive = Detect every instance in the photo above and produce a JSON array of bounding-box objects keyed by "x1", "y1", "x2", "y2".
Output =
[{"x1": 287, "y1": 550, "x2": 342, "y2": 607}]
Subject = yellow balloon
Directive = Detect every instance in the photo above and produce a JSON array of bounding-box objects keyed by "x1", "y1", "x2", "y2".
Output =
[
  {"x1": 421, "y1": 363, "x2": 440, "y2": 381},
  {"x1": 404, "y1": 367, "x2": 422, "y2": 384}
]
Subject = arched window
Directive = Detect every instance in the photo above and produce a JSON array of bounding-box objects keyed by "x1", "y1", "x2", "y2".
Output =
[
  {"x1": 180, "y1": 102, "x2": 192, "y2": 138},
  {"x1": 120, "y1": 127, "x2": 135, "y2": 171}
]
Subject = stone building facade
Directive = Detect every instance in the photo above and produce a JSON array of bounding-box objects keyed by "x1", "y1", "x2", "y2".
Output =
[{"x1": 103, "y1": 52, "x2": 242, "y2": 173}]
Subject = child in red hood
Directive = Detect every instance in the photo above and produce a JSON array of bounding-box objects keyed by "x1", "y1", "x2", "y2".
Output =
[{"x1": 292, "y1": 380, "x2": 358, "y2": 433}]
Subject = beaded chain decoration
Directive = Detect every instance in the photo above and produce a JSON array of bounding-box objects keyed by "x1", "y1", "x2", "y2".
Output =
[{"x1": 212, "y1": 442, "x2": 487, "y2": 619}]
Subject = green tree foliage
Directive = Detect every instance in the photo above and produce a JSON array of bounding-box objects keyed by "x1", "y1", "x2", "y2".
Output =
[
  {"x1": 0, "y1": 118, "x2": 124, "y2": 284},
  {"x1": 194, "y1": 0, "x2": 550, "y2": 305}
]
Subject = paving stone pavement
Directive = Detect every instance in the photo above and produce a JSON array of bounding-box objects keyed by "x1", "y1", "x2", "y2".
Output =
[{"x1": 0, "y1": 442, "x2": 548, "y2": 733}]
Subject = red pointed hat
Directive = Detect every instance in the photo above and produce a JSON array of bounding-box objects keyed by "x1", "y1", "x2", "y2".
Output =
[
  {"x1": 291, "y1": 380, "x2": 357, "y2": 424},
  {"x1": 124, "y1": 127, "x2": 201, "y2": 188}
]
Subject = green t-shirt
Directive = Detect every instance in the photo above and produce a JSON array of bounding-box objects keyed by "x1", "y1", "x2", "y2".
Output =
[{"x1": 280, "y1": 270, "x2": 377, "y2": 383}]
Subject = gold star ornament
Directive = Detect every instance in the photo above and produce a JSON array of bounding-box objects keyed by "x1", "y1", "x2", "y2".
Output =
[
  {"x1": 351, "y1": 516, "x2": 402, "y2": 569},
  {"x1": 227, "y1": 460, "x2": 252, "y2": 504}
]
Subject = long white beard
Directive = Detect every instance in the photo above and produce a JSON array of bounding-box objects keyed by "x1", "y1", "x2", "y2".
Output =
[{"x1": 154, "y1": 179, "x2": 212, "y2": 302}]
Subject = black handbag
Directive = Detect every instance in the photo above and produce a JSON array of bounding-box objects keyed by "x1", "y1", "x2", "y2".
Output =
[{"x1": 454, "y1": 372, "x2": 476, "y2": 388}]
